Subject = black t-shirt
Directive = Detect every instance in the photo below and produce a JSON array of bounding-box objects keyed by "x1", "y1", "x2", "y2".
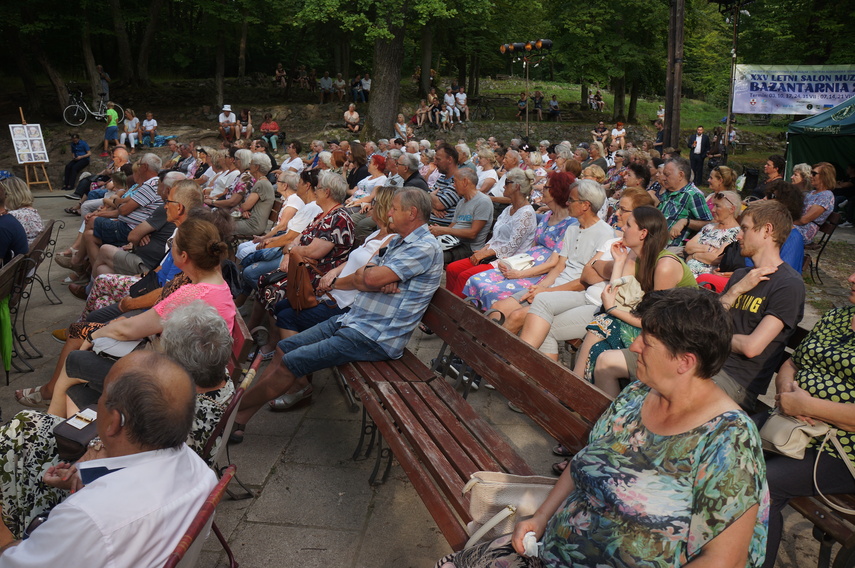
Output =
[
  {"x1": 134, "y1": 206, "x2": 176, "y2": 270},
  {"x1": 721, "y1": 263, "x2": 805, "y2": 395},
  {"x1": 347, "y1": 164, "x2": 369, "y2": 189}
]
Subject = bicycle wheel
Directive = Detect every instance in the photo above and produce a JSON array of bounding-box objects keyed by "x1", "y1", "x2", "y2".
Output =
[
  {"x1": 484, "y1": 106, "x2": 496, "y2": 121},
  {"x1": 63, "y1": 105, "x2": 87, "y2": 127},
  {"x1": 112, "y1": 103, "x2": 124, "y2": 121}
]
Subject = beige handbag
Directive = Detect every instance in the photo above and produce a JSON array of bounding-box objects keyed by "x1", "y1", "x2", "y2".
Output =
[
  {"x1": 462, "y1": 471, "x2": 555, "y2": 549},
  {"x1": 611, "y1": 275, "x2": 644, "y2": 313},
  {"x1": 498, "y1": 254, "x2": 535, "y2": 272},
  {"x1": 761, "y1": 410, "x2": 855, "y2": 514}
]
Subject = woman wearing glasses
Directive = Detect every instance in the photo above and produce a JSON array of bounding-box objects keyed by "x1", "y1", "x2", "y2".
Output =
[
  {"x1": 794, "y1": 162, "x2": 835, "y2": 245},
  {"x1": 684, "y1": 188, "x2": 741, "y2": 276}
]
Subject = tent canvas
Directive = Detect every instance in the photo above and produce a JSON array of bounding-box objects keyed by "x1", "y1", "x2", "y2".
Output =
[{"x1": 786, "y1": 95, "x2": 855, "y2": 178}]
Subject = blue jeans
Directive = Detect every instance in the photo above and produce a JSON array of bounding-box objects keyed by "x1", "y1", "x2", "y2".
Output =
[
  {"x1": 274, "y1": 298, "x2": 349, "y2": 332},
  {"x1": 240, "y1": 250, "x2": 283, "y2": 295},
  {"x1": 93, "y1": 217, "x2": 131, "y2": 245},
  {"x1": 279, "y1": 316, "x2": 388, "y2": 378}
]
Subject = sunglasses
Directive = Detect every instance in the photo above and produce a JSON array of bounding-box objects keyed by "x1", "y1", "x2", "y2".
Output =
[{"x1": 811, "y1": 171, "x2": 819, "y2": 176}]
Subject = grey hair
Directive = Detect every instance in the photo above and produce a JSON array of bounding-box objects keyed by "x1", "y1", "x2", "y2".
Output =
[
  {"x1": 139, "y1": 153, "x2": 163, "y2": 172},
  {"x1": 318, "y1": 171, "x2": 348, "y2": 203},
  {"x1": 160, "y1": 301, "x2": 233, "y2": 389},
  {"x1": 505, "y1": 149, "x2": 520, "y2": 164},
  {"x1": 162, "y1": 171, "x2": 187, "y2": 189},
  {"x1": 250, "y1": 152, "x2": 272, "y2": 175},
  {"x1": 234, "y1": 149, "x2": 252, "y2": 170},
  {"x1": 406, "y1": 141, "x2": 420, "y2": 154},
  {"x1": 539, "y1": 139, "x2": 550, "y2": 147},
  {"x1": 506, "y1": 167, "x2": 535, "y2": 197},
  {"x1": 615, "y1": 150, "x2": 630, "y2": 161},
  {"x1": 555, "y1": 144, "x2": 574, "y2": 161},
  {"x1": 510, "y1": 138, "x2": 522, "y2": 150},
  {"x1": 576, "y1": 178, "x2": 606, "y2": 212},
  {"x1": 400, "y1": 152, "x2": 420, "y2": 172},
  {"x1": 103, "y1": 352, "x2": 196, "y2": 451},
  {"x1": 793, "y1": 163, "x2": 812, "y2": 184},
  {"x1": 667, "y1": 157, "x2": 692, "y2": 181},
  {"x1": 422, "y1": 149, "x2": 436, "y2": 162},
  {"x1": 279, "y1": 170, "x2": 300, "y2": 191},
  {"x1": 312, "y1": 140, "x2": 324, "y2": 149},
  {"x1": 419, "y1": 139, "x2": 431, "y2": 150},
  {"x1": 364, "y1": 141, "x2": 376, "y2": 154},
  {"x1": 171, "y1": 180, "x2": 203, "y2": 210},
  {"x1": 318, "y1": 151, "x2": 333, "y2": 168},
  {"x1": 387, "y1": 149, "x2": 403, "y2": 161},
  {"x1": 396, "y1": 187, "x2": 432, "y2": 222},
  {"x1": 456, "y1": 143, "x2": 471, "y2": 159},
  {"x1": 378, "y1": 138, "x2": 389, "y2": 145},
  {"x1": 456, "y1": 166, "x2": 478, "y2": 187}
]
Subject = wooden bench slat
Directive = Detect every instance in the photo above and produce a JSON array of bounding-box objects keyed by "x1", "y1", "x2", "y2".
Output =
[
  {"x1": 339, "y1": 363, "x2": 470, "y2": 550},
  {"x1": 373, "y1": 382, "x2": 473, "y2": 522},
  {"x1": 422, "y1": 380, "x2": 536, "y2": 476},
  {"x1": 790, "y1": 496, "x2": 855, "y2": 547}
]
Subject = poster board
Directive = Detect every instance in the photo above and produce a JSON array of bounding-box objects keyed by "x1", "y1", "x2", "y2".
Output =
[
  {"x1": 733, "y1": 65, "x2": 855, "y2": 115},
  {"x1": 9, "y1": 124, "x2": 49, "y2": 164}
]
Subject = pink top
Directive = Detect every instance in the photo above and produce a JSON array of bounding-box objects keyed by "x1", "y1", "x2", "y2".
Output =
[{"x1": 154, "y1": 281, "x2": 236, "y2": 333}]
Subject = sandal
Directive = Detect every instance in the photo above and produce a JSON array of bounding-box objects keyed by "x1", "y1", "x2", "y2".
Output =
[
  {"x1": 228, "y1": 422, "x2": 246, "y2": 444},
  {"x1": 16, "y1": 386, "x2": 50, "y2": 408},
  {"x1": 552, "y1": 459, "x2": 570, "y2": 476},
  {"x1": 418, "y1": 322, "x2": 434, "y2": 335},
  {"x1": 63, "y1": 207, "x2": 80, "y2": 216},
  {"x1": 268, "y1": 385, "x2": 313, "y2": 411},
  {"x1": 552, "y1": 443, "x2": 573, "y2": 457},
  {"x1": 58, "y1": 248, "x2": 78, "y2": 258}
]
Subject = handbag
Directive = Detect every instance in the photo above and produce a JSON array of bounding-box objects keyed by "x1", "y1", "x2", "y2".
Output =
[
  {"x1": 53, "y1": 405, "x2": 99, "y2": 462},
  {"x1": 462, "y1": 471, "x2": 555, "y2": 549},
  {"x1": 760, "y1": 410, "x2": 855, "y2": 514},
  {"x1": 498, "y1": 253, "x2": 535, "y2": 272},
  {"x1": 128, "y1": 270, "x2": 160, "y2": 297},
  {"x1": 286, "y1": 249, "x2": 320, "y2": 312},
  {"x1": 611, "y1": 275, "x2": 645, "y2": 312}
]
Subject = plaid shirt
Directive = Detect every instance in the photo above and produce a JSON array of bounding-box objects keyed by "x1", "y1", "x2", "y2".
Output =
[
  {"x1": 338, "y1": 223, "x2": 443, "y2": 358},
  {"x1": 658, "y1": 182, "x2": 712, "y2": 246}
]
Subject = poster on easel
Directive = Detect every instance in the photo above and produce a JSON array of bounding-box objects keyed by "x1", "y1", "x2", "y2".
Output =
[{"x1": 10, "y1": 124, "x2": 49, "y2": 165}]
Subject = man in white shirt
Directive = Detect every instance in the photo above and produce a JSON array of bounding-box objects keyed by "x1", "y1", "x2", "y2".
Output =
[
  {"x1": 0, "y1": 352, "x2": 217, "y2": 567},
  {"x1": 361, "y1": 73, "x2": 372, "y2": 102},
  {"x1": 319, "y1": 71, "x2": 334, "y2": 104},
  {"x1": 218, "y1": 104, "x2": 237, "y2": 142}
]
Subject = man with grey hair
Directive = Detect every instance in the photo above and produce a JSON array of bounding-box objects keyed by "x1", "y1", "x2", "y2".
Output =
[
  {"x1": 405, "y1": 140, "x2": 420, "y2": 155},
  {"x1": 0, "y1": 351, "x2": 216, "y2": 567},
  {"x1": 385, "y1": 149, "x2": 405, "y2": 186},
  {"x1": 429, "y1": 166, "x2": 492, "y2": 264},
  {"x1": 490, "y1": 179, "x2": 613, "y2": 333},
  {"x1": 659, "y1": 156, "x2": 712, "y2": 247},
  {"x1": 419, "y1": 139, "x2": 431, "y2": 152},
  {"x1": 363, "y1": 141, "x2": 377, "y2": 159},
  {"x1": 232, "y1": 187, "x2": 442, "y2": 438},
  {"x1": 377, "y1": 139, "x2": 389, "y2": 157},
  {"x1": 398, "y1": 153, "x2": 429, "y2": 191},
  {"x1": 456, "y1": 143, "x2": 475, "y2": 171},
  {"x1": 87, "y1": 171, "x2": 185, "y2": 281}
]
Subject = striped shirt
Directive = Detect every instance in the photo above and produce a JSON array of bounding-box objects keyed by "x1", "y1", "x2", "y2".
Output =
[
  {"x1": 119, "y1": 176, "x2": 163, "y2": 229},
  {"x1": 429, "y1": 174, "x2": 459, "y2": 226}
]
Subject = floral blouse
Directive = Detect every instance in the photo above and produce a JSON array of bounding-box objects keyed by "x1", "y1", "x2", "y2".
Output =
[
  {"x1": 298, "y1": 206, "x2": 354, "y2": 288},
  {"x1": 9, "y1": 207, "x2": 43, "y2": 245}
]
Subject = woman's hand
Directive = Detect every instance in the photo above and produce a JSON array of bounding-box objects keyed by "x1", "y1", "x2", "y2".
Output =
[
  {"x1": 359, "y1": 202, "x2": 372, "y2": 214},
  {"x1": 278, "y1": 254, "x2": 290, "y2": 272},
  {"x1": 601, "y1": 283, "x2": 618, "y2": 310},
  {"x1": 469, "y1": 249, "x2": 490, "y2": 264},
  {"x1": 669, "y1": 218, "x2": 688, "y2": 240},
  {"x1": 44, "y1": 463, "x2": 83, "y2": 492},
  {"x1": 776, "y1": 381, "x2": 817, "y2": 424},
  {"x1": 511, "y1": 517, "x2": 548, "y2": 556},
  {"x1": 317, "y1": 271, "x2": 335, "y2": 294},
  {"x1": 610, "y1": 240, "x2": 629, "y2": 263},
  {"x1": 520, "y1": 284, "x2": 543, "y2": 303},
  {"x1": 498, "y1": 263, "x2": 524, "y2": 280}
]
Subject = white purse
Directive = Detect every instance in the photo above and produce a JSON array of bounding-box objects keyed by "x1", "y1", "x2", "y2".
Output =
[{"x1": 498, "y1": 254, "x2": 535, "y2": 272}]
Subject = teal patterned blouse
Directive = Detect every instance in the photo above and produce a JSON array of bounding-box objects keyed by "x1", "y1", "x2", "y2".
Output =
[{"x1": 539, "y1": 382, "x2": 769, "y2": 567}]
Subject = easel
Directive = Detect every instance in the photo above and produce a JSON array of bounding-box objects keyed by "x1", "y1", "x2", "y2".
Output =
[{"x1": 18, "y1": 108, "x2": 52, "y2": 192}]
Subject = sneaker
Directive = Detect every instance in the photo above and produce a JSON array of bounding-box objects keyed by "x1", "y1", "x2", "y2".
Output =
[
  {"x1": 100, "y1": 152, "x2": 109, "y2": 157},
  {"x1": 483, "y1": 382, "x2": 496, "y2": 390},
  {"x1": 507, "y1": 401, "x2": 524, "y2": 413},
  {"x1": 64, "y1": 193, "x2": 80, "y2": 200},
  {"x1": 51, "y1": 328, "x2": 67, "y2": 343},
  {"x1": 840, "y1": 221, "x2": 854, "y2": 228}
]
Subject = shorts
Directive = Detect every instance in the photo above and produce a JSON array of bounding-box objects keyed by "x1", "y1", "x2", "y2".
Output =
[
  {"x1": 112, "y1": 249, "x2": 147, "y2": 276},
  {"x1": 104, "y1": 126, "x2": 118, "y2": 141},
  {"x1": 93, "y1": 217, "x2": 131, "y2": 246}
]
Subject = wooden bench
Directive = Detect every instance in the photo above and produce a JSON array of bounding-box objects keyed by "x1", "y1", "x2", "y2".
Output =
[{"x1": 336, "y1": 287, "x2": 612, "y2": 550}]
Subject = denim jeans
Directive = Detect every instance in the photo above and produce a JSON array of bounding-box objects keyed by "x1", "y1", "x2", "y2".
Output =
[
  {"x1": 240, "y1": 252, "x2": 283, "y2": 295},
  {"x1": 274, "y1": 298, "x2": 348, "y2": 332},
  {"x1": 279, "y1": 316, "x2": 388, "y2": 378}
]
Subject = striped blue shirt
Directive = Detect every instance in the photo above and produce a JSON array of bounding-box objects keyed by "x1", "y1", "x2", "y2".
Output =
[{"x1": 339, "y1": 223, "x2": 443, "y2": 358}]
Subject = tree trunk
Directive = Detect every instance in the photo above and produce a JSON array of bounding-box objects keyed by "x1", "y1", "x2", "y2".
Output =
[
  {"x1": 333, "y1": 35, "x2": 342, "y2": 78},
  {"x1": 238, "y1": 15, "x2": 248, "y2": 78},
  {"x1": 32, "y1": 41, "x2": 69, "y2": 114},
  {"x1": 419, "y1": 24, "x2": 433, "y2": 98},
  {"x1": 136, "y1": 0, "x2": 165, "y2": 87},
  {"x1": 581, "y1": 81, "x2": 589, "y2": 107},
  {"x1": 627, "y1": 78, "x2": 640, "y2": 123},
  {"x1": 611, "y1": 74, "x2": 626, "y2": 122},
  {"x1": 109, "y1": 0, "x2": 136, "y2": 84},
  {"x1": 456, "y1": 54, "x2": 466, "y2": 89},
  {"x1": 342, "y1": 36, "x2": 351, "y2": 83},
  {"x1": 467, "y1": 54, "x2": 476, "y2": 95},
  {"x1": 9, "y1": 29, "x2": 41, "y2": 114},
  {"x1": 364, "y1": 25, "x2": 405, "y2": 140},
  {"x1": 82, "y1": 23, "x2": 101, "y2": 104},
  {"x1": 472, "y1": 55, "x2": 481, "y2": 97},
  {"x1": 215, "y1": 31, "x2": 225, "y2": 109}
]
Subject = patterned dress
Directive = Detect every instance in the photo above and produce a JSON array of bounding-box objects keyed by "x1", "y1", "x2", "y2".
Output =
[
  {"x1": 462, "y1": 212, "x2": 576, "y2": 309},
  {"x1": 438, "y1": 382, "x2": 769, "y2": 568},
  {"x1": 0, "y1": 382, "x2": 235, "y2": 539},
  {"x1": 795, "y1": 189, "x2": 834, "y2": 244},
  {"x1": 685, "y1": 222, "x2": 741, "y2": 276},
  {"x1": 9, "y1": 207, "x2": 43, "y2": 246}
]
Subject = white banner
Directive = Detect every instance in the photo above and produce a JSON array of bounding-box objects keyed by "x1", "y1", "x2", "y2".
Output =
[{"x1": 733, "y1": 65, "x2": 855, "y2": 115}]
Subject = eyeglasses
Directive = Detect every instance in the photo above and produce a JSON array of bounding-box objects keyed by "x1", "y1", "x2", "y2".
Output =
[
  {"x1": 164, "y1": 199, "x2": 181, "y2": 206},
  {"x1": 811, "y1": 171, "x2": 819, "y2": 176},
  {"x1": 618, "y1": 205, "x2": 633, "y2": 214}
]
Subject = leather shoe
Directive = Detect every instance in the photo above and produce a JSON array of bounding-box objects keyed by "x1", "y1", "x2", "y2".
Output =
[
  {"x1": 68, "y1": 283, "x2": 88, "y2": 300},
  {"x1": 268, "y1": 385, "x2": 313, "y2": 411}
]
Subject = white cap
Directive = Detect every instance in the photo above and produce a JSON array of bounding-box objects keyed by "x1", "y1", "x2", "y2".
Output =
[{"x1": 222, "y1": 104, "x2": 232, "y2": 112}]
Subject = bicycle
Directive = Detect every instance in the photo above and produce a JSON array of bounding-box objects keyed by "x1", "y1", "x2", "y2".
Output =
[
  {"x1": 62, "y1": 86, "x2": 124, "y2": 127},
  {"x1": 471, "y1": 97, "x2": 496, "y2": 121}
]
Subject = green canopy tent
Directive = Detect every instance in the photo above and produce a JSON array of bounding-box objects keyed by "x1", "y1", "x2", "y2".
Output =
[{"x1": 787, "y1": 95, "x2": 855, "y2": 178}]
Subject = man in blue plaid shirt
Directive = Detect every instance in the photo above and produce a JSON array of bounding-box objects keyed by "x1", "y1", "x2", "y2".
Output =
[
  {"x1": 233, "y1": 187, "x2": 443, "y2": 440},
  {"x1": 658, "y1": 157, "x2": 713, "y2": 247}
]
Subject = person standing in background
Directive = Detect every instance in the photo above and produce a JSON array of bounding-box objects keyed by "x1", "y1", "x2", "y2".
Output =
[{"x1": 688, "y1": 126, "x2": 710, "y2": 186}]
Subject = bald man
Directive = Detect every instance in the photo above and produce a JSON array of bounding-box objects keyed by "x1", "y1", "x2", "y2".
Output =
[{"x1": 0, "y1": 352, "x2": 216, "y2": 567}]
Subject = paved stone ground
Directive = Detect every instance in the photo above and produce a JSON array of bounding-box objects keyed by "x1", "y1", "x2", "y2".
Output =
[{"x1": 9, "y1": 190, "x2": 855, "y2": 567}]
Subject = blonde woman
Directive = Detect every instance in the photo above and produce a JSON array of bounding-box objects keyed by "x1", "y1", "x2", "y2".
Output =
[
  {"x1": 1, "y1": 176, "x2": 43, "y2": 245},
  {"x1": 119, "y1": 109, "x2": 140, "y2": 151}
]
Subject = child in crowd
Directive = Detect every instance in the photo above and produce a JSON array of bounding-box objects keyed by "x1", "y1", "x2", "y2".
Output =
[
  {"x1": 439, "y1": 104, "x2": 450, "y2": 132},
  {"x1": 141, "y1": 112, "x2": 158, "y2": 146},
  {"x1": 102, "y1": 101, "x2": 119, "y2": 157}
]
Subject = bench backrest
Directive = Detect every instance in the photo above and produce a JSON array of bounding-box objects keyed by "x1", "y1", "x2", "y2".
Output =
[{"x1": 422, "y1": 288, "x2": 613, "y2": 454}]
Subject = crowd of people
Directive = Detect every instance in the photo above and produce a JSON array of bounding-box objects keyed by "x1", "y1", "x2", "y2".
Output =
[{"x1": 0, "y1": 117, "x2": 852, "y2": 567}]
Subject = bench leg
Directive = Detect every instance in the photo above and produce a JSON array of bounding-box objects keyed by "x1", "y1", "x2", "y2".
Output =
[
  {"x1": 833, "y1": 546, "x2": 855, "y2": 568},
  {"x1": 369, "y1": 435, "x2": 394, "y2": 486},
  {"x1": 353, "y1": 406, "x2": 377, "y2": 461},
  {"x1": 332, "y1": 367, "x2": 360, "y2": 413},
  {"x1": 814, "y1": 526, "x2": 835, "y2": 568}
]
